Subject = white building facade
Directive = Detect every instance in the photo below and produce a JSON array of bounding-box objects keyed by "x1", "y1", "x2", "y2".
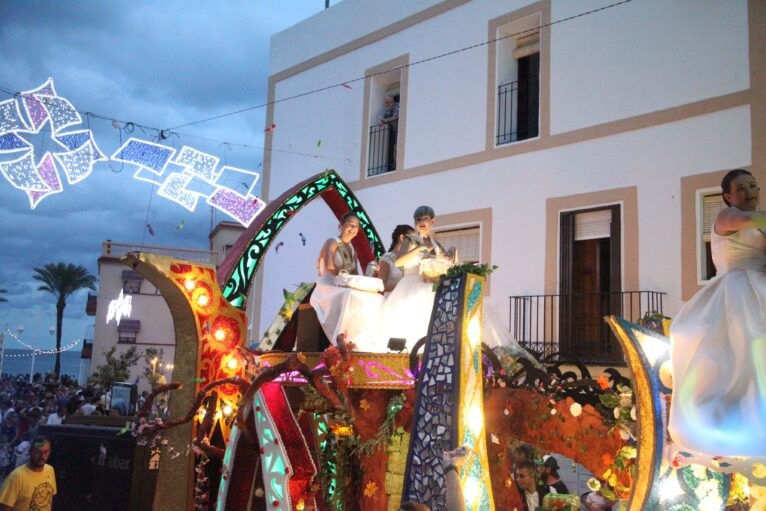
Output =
[
  {"x1": 252, "y1": 0, "x2": 765, "y2": 364},
  {"x1": 90, "y1": 223, "x2": 244, "y2": 391}
]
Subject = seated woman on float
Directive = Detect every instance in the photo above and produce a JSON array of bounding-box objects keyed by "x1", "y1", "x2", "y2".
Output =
[{"x1": 309, "y1": 212, "x2": 384, "y2": 351}]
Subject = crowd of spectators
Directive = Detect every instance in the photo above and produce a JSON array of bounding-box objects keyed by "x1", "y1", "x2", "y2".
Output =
[{"x1": 0, "y1": 373, "x2": 133, "y2": 484}]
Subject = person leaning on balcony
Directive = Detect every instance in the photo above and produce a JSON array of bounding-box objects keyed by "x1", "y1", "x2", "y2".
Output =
[
  {"x1": 669, "y1": 168, "x2": 766, "y2": 463},
  {"x1": 378, "y1": 95, "x2": 399, "y2": 126},
  {"x1": 309, "y1": 212, "x2": 384, "y2": 351}
]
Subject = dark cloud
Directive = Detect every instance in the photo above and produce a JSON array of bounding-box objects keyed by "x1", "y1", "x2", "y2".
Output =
[{"x1": 0, "y1": 0, "x2": 326, "y2": 348}]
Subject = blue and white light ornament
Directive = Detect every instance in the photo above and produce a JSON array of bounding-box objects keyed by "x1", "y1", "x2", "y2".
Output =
[
  {"x1": 111, "y1": 137, "x2": 267, "y2": 227},
  {"x1": 0, "y1": 78, "x2": 104, "y2": 209}
]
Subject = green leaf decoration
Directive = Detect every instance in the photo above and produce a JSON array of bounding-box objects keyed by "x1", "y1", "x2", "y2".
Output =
[{"x1": 598, "y1": 393, "x2": 620, "y2": 408}]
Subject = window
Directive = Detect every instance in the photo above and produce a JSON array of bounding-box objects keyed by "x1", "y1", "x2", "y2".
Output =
[
  {"x1": 121, "y1": 270, "x2": 143, "y2": 294},
  {"x1": 117, "y1": 319, "x2": 140, "y2": 344},
  {"x1": 434, "y1": 226, "x2": 481, "y2": 264},
  {"x1": 495, "y1": 16, "x2": 540, "y2": 145},
  {"x1": 699, "y1": 191, "x2": 725, "y2": 281},
  {"x1": 361, "y1": 54, "x2": 408, "y2": 179}
]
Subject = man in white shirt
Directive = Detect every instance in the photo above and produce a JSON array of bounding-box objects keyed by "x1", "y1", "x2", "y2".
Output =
[{"x1": 45, "y1": 405, "x2": 66, "y2": 426}]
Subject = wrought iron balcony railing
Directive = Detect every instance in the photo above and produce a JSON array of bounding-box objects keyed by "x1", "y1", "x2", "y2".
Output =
[
  {"x1": 496, "y1": 75, "x2": 539, "y2": 145},
  {"x1": 509, "y1": 290, "x2": 666, "y2": 365},
  {"x1": 367, "y1": 123, "x2": 397, "y2": 176}
]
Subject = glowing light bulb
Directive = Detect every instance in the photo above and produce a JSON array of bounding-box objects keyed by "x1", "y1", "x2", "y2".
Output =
[
  {"x1": 214, "y1": 329, "x2": 226, "y2": 341},
  {"x1": 184, "y1": 279, "x2": 195, "y2": 291},
  {"x1": 226, "y1": 358, "x2": 238, "y2": 370},
  {"x1": 197, "y1": 294, "x2": 209, "y2": 307},
  {"x1": 468, "y1": 404, "x2": 484, "y2": 436},
  {"x1": 463, "y1": 476, "x2": 479, "y2": 503},
  {"x1": 467, "y1": 315, "x2": 481, "y2": 347},
  {"x1": 659, "y1": 473, "x2": 684, "y2": 501},
  {"x1": 223, "y1": 405, "x2": 233, "y2": 416},
  {"x1": 296, "y1": 499, "x2": 305, "y2": 511},
  {"x1": 198, "y1": 408, "x2": 206, "y2": 419}
]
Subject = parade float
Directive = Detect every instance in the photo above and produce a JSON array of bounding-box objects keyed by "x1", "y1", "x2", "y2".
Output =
[{"x1": 122, "y1": 170, "x2": 765, "y2": 511}]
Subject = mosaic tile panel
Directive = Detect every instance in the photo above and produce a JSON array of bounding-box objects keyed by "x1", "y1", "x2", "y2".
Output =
[{"x1": 401, "y1": 276, "x2": 464, "y2": 509}]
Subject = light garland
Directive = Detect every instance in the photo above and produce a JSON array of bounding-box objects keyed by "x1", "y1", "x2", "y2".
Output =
[
  {"x1": 2, "y1": 328, "x2": 81, "y2": 355},
  {"x1": 111, "y1": 137, "x2": 267, "y2": 227},
  {"x1": 0, "y1": 78, "x2": 101, "y2": 209}
]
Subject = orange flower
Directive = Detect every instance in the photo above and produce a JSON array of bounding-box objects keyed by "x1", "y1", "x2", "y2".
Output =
[
  {"x1": 597, "y1": 375, "x2": 610, "y2": 391},
  {"x1": 601, "y1": 452, "x2": 615, "y2": 467},
  {"x1": 363, "y1": 481, "x2": 378, "y2": 498},
  {"x1": 359, "y1": 399, "x2": 370, "y2": 411}
]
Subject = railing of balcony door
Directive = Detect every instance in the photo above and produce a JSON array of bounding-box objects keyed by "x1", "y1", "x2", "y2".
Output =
[
  {"x1": 496, "y1": 75, "x2": 539, "y2": 145},
  {"x1": 367, "y1": 123, "x2": 398, "y2": 176},
  {"x1": 509, "y1": 290, "x2": 666, "y2": 364}
]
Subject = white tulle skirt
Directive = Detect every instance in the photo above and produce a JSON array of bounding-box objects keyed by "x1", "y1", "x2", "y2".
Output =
[
  {"x1": 379, "y1": 274, "x2": 436, "y2": 350},
  {"x1": 309, "y1": 277, "x2": 384, "y2": 351},
  {"x1": 669, "y1": 268, "x2": 766, "y2": 457}
]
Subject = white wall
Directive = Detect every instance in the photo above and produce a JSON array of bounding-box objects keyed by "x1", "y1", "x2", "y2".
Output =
[
  {"x1": 256, "y1": 0, "x2": 754, "y2": 332},
  {"x1": 550, "y1": 0, "x2": 749, "y2": 134}
]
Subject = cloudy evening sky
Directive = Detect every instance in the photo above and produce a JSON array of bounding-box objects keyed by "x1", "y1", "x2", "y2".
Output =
[{"x1": 0, "y1": 1, "x2": 333, "y2": 349}]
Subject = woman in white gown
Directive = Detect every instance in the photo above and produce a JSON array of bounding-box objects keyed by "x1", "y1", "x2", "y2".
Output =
[
  {"x1": 380, "y1": 206, "x2": 444, "y2": 350},
  {"x1": 309, "y1": 212, "x2": 384, "y2": 350},
  {"x1": 378, "y1": 224, "x2": 415, "y2": 293},
  {"x1": 669, "y1": 169, "x2": 766, "y2": 458}
]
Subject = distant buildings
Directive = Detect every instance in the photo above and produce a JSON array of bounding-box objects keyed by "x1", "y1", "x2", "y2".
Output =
[{"x1": 86, "y1": 222, "x2": 244, "y2": 391}]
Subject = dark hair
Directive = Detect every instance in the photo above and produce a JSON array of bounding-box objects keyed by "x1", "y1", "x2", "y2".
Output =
[
  {"x1": 515, "y1": 461, "x2": 536, "y2": 475},
  {"x1": 339, "y1": 211, "x2": 359, "y2": 224},
  {"x1": 389, "y1": 224, "x2": 415, "y2": 251},
  {"x1": 514, "y1": 443, "x2": 534, "y2": 461},
  {"x1": 543, "y1": 456, "x2": 560, "y2": 476},
  {"x1": 721, "y1": 169, "x2": 753, "y2": 206},
  {"x1": 413, "y1": 205, "x2": 435, "y2": 220},
  {"x1": 30, "y1": 436, "x2": 50, "y2": 449},
  {"x1": 400, "y1": 503, "x2": 430, "y2": 511}
]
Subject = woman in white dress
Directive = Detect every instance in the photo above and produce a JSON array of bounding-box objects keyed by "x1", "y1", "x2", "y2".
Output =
[
  {"x1": 378, "y1": 224, "x2": 415, "y2": 293},
  {"x1": 669, "y1": 169, "x2": 766, "y2": 458},
  {"x1": 380, "y1": 206, "x2": 446, "y2": 350},
  {"x1": 309, "y1": 212, "x2": 384, "y2": 350}
]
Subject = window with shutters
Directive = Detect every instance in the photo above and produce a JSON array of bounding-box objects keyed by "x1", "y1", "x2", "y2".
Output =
[
  {"x1": 433, "y1": 226, "x2": 481, "y2": 264},
  {"x1": 699, "y1": 191, "x2": 725, "y2": 281}
]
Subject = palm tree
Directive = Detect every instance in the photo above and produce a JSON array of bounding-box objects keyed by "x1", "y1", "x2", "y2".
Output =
[
  {"x1": 33, "y1": 263, "x2": 96, "y2": 377},
  {"x1": 0, "y1": 289, "x2": 7, "y2": 303}
]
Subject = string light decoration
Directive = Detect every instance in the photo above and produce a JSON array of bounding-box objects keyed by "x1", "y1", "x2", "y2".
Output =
[
  {"x1": 111, "y1": 137, "x2": 267, "y2": 227},
  {"x1": 0, "y1": 78, "x2": 102, "y2": 209},
  {"x1": 2, "y1": 328, "x2": 80, "y2": 356}
]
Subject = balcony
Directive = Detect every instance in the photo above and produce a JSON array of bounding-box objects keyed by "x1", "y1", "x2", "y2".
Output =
[
  {"x1": 509, "y1": 290, "x2": 666, "y2": 365},
  {"x1": 496, "y1": 75, "x2": 539, "y2": 145},
  {"x1": 85, "y1": 294, "x2": 97, "y2": 316},
  {"x1": 101, "y1": 241, "x2": 215, "y2": 264},
  {"x1": 367, "y1": 123, "x2": 397, "y2": 177}
]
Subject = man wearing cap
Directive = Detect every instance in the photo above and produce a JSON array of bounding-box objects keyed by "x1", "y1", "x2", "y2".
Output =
[{"x1": 542, "y1": 455, "x2": 569, "y2": 494}]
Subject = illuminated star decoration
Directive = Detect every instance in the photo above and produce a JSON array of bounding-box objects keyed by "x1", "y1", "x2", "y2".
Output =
[
  {"x1": 111, "y1": 139, "x2": 267, "y2": 227},
  {"x1": 0, "y1": 78, "x2": 106, "y2": 209},
  {"x1": 106, "y1": 290, "x2": 133, "y2": 326}
]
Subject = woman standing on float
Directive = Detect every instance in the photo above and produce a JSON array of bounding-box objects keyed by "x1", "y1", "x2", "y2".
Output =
[{"x1": 670, "y1": 169, "x2": 766, "y2": 457}]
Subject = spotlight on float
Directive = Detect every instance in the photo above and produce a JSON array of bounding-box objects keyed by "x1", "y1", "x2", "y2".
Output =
[
  {"x1": 184, "y1": 279, "x2": 195, "y2": 291},
  {"x1": 387, "y1": 338, "x2": 407, "y2": 352},
  {"x1": 214, "y1": 329, "x2": 226, "y2": 341}
]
